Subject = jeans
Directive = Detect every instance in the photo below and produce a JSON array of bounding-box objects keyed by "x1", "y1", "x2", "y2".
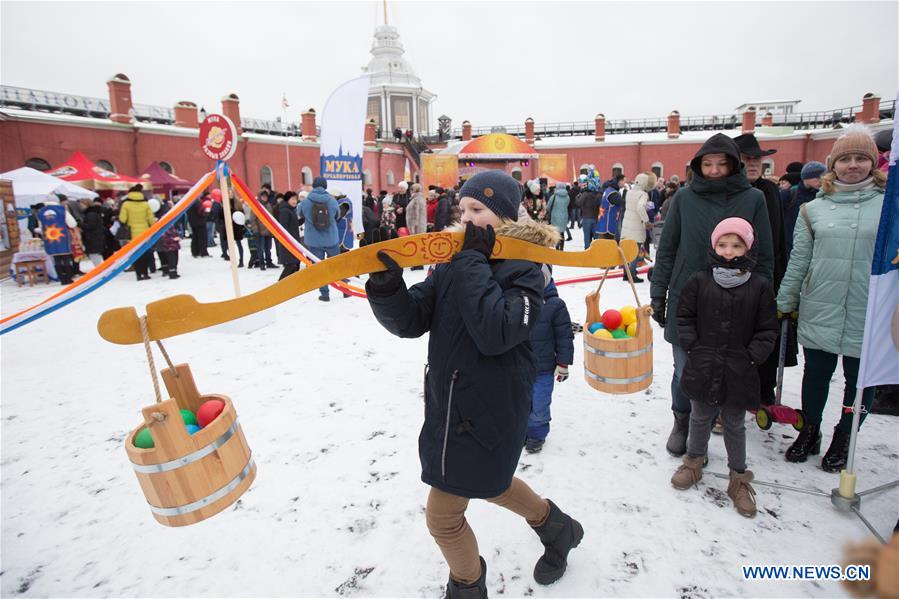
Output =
[
  {"x1": 671, "y1": 343, "x2": 691, "y2": 413},
  {"x1": 581, "y1": 219, "x2": 596, "y2": 249},
  {"x1": 205, "y1": 221, "x2": 215, "y2": 247},
  {"x1": 527, "y1": 372, "x2": 555, "y2": 441},
  {"x1": 687, "y1": 400, "x2": 747, "y2": 472},
  {"x1": 801, "y1": 347, "x2": 875, "y2": 433},
  {"x1": 309, "y1": 244, "x2": 341, "y2": 297},
  {"x1": 258, "y1": 236, "x2": 273, "y2": 265}
]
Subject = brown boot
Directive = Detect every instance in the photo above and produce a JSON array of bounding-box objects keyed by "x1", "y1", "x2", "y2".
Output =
[
  {"x1": 727, "y1": 470, "x2": 757, "y2": 518},
  {"x1": 671, "y1": 455, "x2": 705, "y2": 490}
]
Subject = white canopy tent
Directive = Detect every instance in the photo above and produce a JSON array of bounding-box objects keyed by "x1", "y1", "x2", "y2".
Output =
[{"x1": 1, "y1": 166, "x2": 99, "y2": 208}]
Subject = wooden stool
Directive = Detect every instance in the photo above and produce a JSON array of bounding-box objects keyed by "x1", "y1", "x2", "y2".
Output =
[{"x1": 15, "y1": 259, "x2": 48, "y2": 287}]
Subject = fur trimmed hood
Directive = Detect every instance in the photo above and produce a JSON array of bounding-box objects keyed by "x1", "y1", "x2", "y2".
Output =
[{"x1": 447, "y1": 219, "x2": 561, "y2": 249}]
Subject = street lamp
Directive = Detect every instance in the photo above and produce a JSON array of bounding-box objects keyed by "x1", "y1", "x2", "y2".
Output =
[{"x1": 199, "y1": 106, "x2": 207, "y2": 121}]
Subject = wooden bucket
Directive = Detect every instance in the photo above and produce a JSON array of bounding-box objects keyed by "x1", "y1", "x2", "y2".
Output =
[
  {"x1": 583, "y1": 287, "x2": 653, "y2": 394},
  {"x1": 125, "y1": 363, "x2": 256, "y2": 527}
]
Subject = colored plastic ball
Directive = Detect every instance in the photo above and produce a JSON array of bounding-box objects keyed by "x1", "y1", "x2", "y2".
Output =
[
  {"x1": 601, "y1": 309, "x2": 622, "y2": 331},
  {"x1": 611, "y1": 329, "x2": 629, "y2": 339},
  {"x1": 620, "y1": 305, "x2": 637, "y2": 327},
  {"x1": 594, "y1": 328, "x2": 614, "y2": 340},
  {"x1": 626, "y1": 322, "x2": 638, "y2": 337},
  {"x1": 180, "y1": 409, "x2": 198, "y2": 426},
  {"x1": 134, "y1": 427, "x2": 154, "y2": 449},
  {"x1": 197, "y1": 399, "x2": 225, "y2": 428},
  {"x1": 185, "y1": 424, "x2": 201, "y2": 435},
  {"x1": 587, "y1": 322, "x2": 605, "y2": 334}
]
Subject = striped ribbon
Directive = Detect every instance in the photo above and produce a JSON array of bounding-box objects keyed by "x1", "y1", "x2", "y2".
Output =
[{"x1": 0, "y1": 171, "x2": 217, "y2": 335}]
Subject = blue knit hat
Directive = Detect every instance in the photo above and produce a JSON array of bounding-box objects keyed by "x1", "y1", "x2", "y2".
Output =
[
  {"x1": 459, "y1": 170, "x2": 520, "y2": 221},
  {"x1": 800, "y1": 161, "x2": 827, "y2": 181},
  {"x1": 312, "y1": 176, "x2": 328, "y2": 189}
]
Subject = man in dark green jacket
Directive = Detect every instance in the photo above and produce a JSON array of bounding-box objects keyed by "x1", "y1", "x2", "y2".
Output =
[{"x1": 649, "y1": 133, "x2": 774, "y2": 457}]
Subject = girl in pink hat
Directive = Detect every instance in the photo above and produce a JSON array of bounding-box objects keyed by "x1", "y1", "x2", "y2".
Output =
[{"x1": 670, "y1": 216, "x2": 779, "y2": 518}]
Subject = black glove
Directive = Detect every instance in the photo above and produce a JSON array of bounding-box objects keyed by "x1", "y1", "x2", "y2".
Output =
[
  {"x1": 650, "y1": 297, "x2": 667, "y2": 327},
  {"x1": 461, "y1": 222, "x2": 496, "y2": 260},
  {"x1": 366, "y1": 251, "x2": 403, "y2": 296}
]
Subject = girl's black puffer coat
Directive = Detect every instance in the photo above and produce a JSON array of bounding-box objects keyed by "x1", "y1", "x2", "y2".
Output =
[
  {"x1": 676, "y1": 251, "x2": 779, "y2": 410},
  {"x1": 367, "y1": 220, "x2": 560, "y2": 498}
]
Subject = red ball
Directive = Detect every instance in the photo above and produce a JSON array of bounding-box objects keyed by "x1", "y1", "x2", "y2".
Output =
[
  {"x1": 601, "y1": 309, "x2": 622, "y2": 331},
  {"x1": 210, "y1": 188, "x2": 223, "y2": 202},
  {"x1": 197, "y1": 399, "x2": 225, "y2": 428},
  {"x1": 397, "y1": 227, "x2": 410, "y2": 237}
]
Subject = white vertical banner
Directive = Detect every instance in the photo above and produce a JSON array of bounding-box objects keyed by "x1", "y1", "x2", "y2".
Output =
[{"x1": 319, "y1": 75, "x2": 370, "y2": 233}]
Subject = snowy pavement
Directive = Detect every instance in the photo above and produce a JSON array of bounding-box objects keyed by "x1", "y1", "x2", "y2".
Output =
[{"x1": 2, "y1": 245, "x2": 897, "y2": 598}]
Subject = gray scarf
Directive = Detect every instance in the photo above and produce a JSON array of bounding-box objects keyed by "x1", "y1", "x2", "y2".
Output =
[{"x1": 712, "y1": 267, "x2": 751, "y2": 288}]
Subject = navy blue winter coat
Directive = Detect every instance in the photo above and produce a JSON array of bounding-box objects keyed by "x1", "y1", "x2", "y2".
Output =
[
  {"x1": 366, "y1": 220, "x2": 558, "y2": 498},
  {"x1": 528, "y1": 280, "x2": 574, "y2": 373}
]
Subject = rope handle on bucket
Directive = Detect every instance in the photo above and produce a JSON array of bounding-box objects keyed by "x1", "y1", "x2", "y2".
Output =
[
  {"x1": 139, "y1": 316, "x2": 179, "y2": 423},
  {"x1": 593, "y1": 247, "x2": 644, "y2": 309}
]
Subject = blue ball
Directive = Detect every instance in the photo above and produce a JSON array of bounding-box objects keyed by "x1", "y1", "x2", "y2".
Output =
[
  {"x1": 588, "y1": 322, "x2": 605, "y2": 334},
  {"x1": 185, "y1": 424, "x2": 201, "y2": 435}
]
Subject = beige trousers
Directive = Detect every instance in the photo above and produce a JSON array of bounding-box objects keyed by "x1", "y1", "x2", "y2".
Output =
[{"x1": 425, "y1": 477, "x2": 550, "y2": 584}]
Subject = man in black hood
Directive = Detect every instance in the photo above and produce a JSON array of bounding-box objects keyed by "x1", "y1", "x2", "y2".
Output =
[{"x1": 733, "y1": 133, "x2": 787, "y2": 407}]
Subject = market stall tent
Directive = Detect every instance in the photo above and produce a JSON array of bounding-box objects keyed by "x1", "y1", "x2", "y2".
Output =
[
  {"x1": 141, "y1": 162, "x2": 193, "y2": 197},
  {"x1": 0, "y1": 166, "x2": 98, "y2": 209},
  {"x1": 47, "y1": 151, "x2": 152, "y2": 191}
]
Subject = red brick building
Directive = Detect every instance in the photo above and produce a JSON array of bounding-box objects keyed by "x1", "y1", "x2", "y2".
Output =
[{"x1": 0, "y1": 77, "x2": 891, "y2": 195}]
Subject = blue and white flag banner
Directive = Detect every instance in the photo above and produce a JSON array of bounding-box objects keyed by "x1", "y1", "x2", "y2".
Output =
[
  {"x1": 319, "y1": 75, "x2": 370, "y2": 233},
  {"x1": 856, "y1": 114, "x2": 899, "y2": 389}
]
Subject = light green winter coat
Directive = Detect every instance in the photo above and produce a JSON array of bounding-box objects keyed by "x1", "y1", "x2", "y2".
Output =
[{"x1": 776, "y1": 182, "x2": 884, "y2": 358}]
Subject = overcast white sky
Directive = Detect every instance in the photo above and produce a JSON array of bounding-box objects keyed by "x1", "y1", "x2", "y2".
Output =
[{"x1": 1, "y1": 0, "x2": 897, "y2": 127}]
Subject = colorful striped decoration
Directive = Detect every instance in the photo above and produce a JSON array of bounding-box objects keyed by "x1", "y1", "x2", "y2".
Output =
[{"x1": 0, "y1": 171, "x2": 216, "y2": 335}]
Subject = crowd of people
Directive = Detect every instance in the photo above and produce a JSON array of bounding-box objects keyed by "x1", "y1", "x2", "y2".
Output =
[{"x1": 20, "y1": 124, "x2": 896, "y2": 596}]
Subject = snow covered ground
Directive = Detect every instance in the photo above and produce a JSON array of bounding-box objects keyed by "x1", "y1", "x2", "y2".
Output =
[{"x1": 2, "y1": 244, "x2": 897, "y2": 598}]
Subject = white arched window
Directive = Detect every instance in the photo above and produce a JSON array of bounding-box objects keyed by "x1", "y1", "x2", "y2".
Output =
[
  {"x1": 260, "y1": 165, "x2": 273, "y2": 188},
  {"x1": 386, "y1": 170, "x2": 395, "y2": 186},
  {"x1": 612, "y1": 163, "x2": 624, "y2": 178},
  {"x1": 159, "y1": 161, "x2": 174, "y2": 174},
  {"x1": 651, "y1": 162, "x2": 663, "y2": 178},
  {"x1": 301, "y1": 166, "x2": 313, "y2": 186},
  {"x1": 363, "y1": 170, "x2": 373, "y2": 186},
  {"x1": 510, "y1": 167, "x2": 523, "y2": 181},
  {"x1": 97, "y1": 159, "x2": 116, "y2": 173},
  {"x1": 762, "y1": 159, "x2": 775, "y2": 176},
  {"x1": 579, "y1": 163, "x2": 591, "y2": 175}
]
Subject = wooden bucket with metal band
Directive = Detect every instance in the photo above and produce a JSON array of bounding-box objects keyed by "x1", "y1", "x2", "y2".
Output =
[
  {"x1": 126, "y1": 324, "x2": 255, "y2": 527},
  {"x1": 582, "y1": 257, "x2": 653, "y2": 394}
]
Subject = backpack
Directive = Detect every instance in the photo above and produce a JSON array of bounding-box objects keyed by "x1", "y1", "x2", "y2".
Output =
[{"x1": 311, "y1": 201, "x2": 331, "y2": 231}]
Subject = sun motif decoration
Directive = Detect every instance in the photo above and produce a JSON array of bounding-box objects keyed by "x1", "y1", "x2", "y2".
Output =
[{"x1": 43, "y1": 224, "x2": 64, "y2": 243}]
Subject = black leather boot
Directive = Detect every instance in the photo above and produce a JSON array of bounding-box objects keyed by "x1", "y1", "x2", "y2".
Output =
[
  {"x1": 785, "y1": 423, "x2": 821, "y2": 463},
  {"x1": 821, "y1": 428, "x2": 851, "y2": 473},
  {"x1": 666, "y1": 411, "x2": 690, "y2": 457},
  {"x1": 445, "y1": 556, "x2": 487, "y2": 599},
  {"x1": 531, "y1": 500, "x2": 583, "y2": 585}
]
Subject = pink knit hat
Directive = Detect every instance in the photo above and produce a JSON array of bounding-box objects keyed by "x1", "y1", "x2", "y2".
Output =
[{"x1": 711, "y1": 217, "x2": 754, "y2": 248}]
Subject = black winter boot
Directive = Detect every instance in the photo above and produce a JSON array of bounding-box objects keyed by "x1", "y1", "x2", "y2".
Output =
[
  {"x1": 666, "y1": 411, "x2": 690, "y2": 457},
  {"x1": 821, "y1": 428, "x2": 851, "y2": 473},
  {"x1": 531, "y1": 500, "x2": 583, "y2": 585},
  {"x1": 445, "y1": 556, "x2": 487, "y2": 599},
  {"x1": 785, "y1": 423, "x2": 821, "y2": 463}
]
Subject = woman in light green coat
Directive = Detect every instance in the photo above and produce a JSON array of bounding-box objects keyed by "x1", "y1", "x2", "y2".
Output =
[{"x1": 776, "y1": 126, "x2": 887, "y2": 471}]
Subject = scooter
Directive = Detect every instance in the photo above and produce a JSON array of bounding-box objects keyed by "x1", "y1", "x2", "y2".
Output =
[{"x1": 755, "y1": 318, "x2": 805, "y2": 431}]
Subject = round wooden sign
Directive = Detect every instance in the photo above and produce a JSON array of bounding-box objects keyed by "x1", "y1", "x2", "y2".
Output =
[{"x1": 199, "y1": 114, "x2": 238, "y2": 161}]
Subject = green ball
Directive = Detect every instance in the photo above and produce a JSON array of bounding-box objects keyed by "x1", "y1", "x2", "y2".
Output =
[
  {"x1": 134, "y1": 427, "x2": 154, "y2": 449},
  {"x1": 180, "y1": 409, "x2": 198, "y2": 426},
  {"x1": 611, "y1": 329, "x2": 629, "y2": 339}
]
